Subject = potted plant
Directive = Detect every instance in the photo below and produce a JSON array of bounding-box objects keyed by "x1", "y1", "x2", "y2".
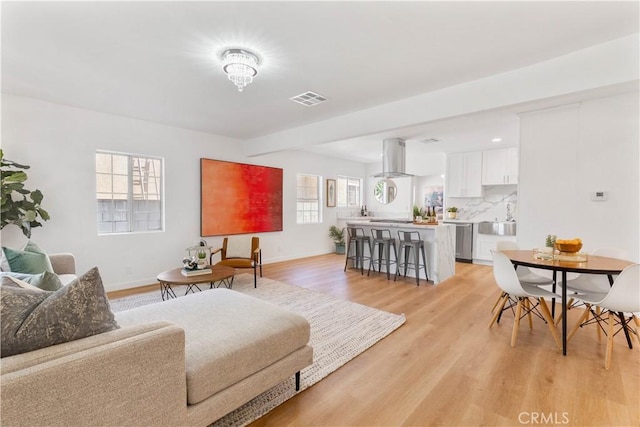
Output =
[
  {"x1": 412, "y1": 205, "x2": 424, "y2": 222},
  {"x1": 0, "y1": 149, "x2": 50, "y2": 238},
  {"x1": 329, "y1": 225, "x2": 346, "y2": 254},
  {"x1": 446, "y1": 206, "x2": 458, "y2": 219},
  {"x1": 197, "y1": 249, "x2": 208, "y2": 267},
  {"x1": 543, "y1": 234, "x2": 557, "y2": 254}
]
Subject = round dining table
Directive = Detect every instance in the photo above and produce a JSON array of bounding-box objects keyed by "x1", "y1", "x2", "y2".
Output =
[{"x1": 501, "y1": 250, "x2": 635, "y2": 356}]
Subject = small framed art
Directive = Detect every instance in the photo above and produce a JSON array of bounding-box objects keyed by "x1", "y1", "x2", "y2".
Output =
[{"x1": 326, "y1": 179, "x2": 336, "y2": 207}]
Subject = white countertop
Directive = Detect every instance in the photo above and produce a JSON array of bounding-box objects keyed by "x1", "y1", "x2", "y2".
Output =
[
  {"x1": 338, "y1": 216, "x2": 409, "y2": 221},
  {"x1": 346, "y1": 220, "x2": 452, "y2": 229}
]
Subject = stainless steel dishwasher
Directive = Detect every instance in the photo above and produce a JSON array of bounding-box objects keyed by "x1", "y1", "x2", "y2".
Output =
[{"x1": 444, "y1": 221, "x2": 474, "y2": 263}]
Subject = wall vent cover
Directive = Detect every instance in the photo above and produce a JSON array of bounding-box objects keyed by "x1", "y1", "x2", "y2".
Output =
[
  {"x1": 419, "y1": 138, "x2": 441, "y2": 144},
  {"x1": 290, "y1": 91, "x2": 327, "y2": 107}
]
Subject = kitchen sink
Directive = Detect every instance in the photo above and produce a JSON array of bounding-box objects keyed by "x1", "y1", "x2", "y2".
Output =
[{"x1": 478, "y1": 221, "x2": 517, "y2": 236}]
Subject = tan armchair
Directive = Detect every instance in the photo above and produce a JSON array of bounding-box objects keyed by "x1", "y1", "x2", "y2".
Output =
[{"x1": 211, "y1": 236, "x2": 262, "y2": 287}]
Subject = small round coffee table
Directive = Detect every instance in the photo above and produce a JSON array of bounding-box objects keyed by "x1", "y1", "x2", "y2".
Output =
[{"x1": 157, "y1": 265, "x2": 235, "y2": 300}]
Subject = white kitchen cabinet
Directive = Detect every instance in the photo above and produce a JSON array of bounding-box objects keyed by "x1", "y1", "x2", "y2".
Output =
[
  {"x1": 446, "y1": 151, "x2": 483, "y2": 197},
  {"x1": 506, "y1": 147, "x2": 519, "y2": 183},
  {"x1": 474, "y1": 233, "x2": 517, "y2": 262},
  {"x1": 482, "y1": 147, "x2": 519, "y2": 185}
]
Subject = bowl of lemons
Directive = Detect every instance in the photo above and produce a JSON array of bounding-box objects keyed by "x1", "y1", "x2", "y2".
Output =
[{"x1": 555, "y1": 238, "x2": 583, "y2": 253}]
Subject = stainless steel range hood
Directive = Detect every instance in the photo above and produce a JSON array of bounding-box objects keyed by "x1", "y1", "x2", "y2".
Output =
[{"x1": 371, "y1": 138, "x2": 414, "y2": 178}]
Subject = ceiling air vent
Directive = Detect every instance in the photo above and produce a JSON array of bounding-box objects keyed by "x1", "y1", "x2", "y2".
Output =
[
  {"x1": 290, "y1": 91, "x2": 327, "y2": 107},
  {"x1": 419, "y1": 138, "x2": 441, "y2": 144}
]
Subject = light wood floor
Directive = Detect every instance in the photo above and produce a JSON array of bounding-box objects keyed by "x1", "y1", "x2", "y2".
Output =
[
  {"x1": 109, "y1": 254, "x2": 640, "y2": 426},
  {"x1": 250, "y1": 255, "x2": 639, "y2": 427}
]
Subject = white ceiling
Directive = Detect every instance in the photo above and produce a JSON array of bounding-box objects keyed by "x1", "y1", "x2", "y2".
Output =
[
  {"x1": 303, "y1": 108, "x2": 523, "y2": 163},
  {"x1": 302, "y1": 82, "x2": 638, "y2": 163},
  {"x1": 2, "y1": 1, "x2": 639, "y2": 162}
]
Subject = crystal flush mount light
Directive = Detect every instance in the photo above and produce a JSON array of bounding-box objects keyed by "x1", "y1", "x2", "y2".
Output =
[{"x1": 221, "y1": 48, "x2": 259, "y2": 92}]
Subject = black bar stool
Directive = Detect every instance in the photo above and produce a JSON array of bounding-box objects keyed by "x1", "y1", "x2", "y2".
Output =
[
  {"x1": 368, "y1": 228, "x2": 398, "y2": 280},
  {"x1": 395, "y1": 230, "x2": 429, "y2": 286},
  {"x1": 343, "y1": 227, "x2": 373, "y2": 275}
]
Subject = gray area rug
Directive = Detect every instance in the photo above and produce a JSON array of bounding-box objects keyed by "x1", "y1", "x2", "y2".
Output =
[{"x1": 109, "y1": 273, "x2": 406, "y2": 427}]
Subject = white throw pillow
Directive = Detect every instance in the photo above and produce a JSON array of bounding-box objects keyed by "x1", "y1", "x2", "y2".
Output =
[{"x1": 226, "y1": 236, "x2": 253, "y2": 258}]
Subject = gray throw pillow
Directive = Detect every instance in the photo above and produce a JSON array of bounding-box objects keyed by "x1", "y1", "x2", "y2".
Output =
[
  {"x1": 0, "y1": 275, "x2": 47, "y2": 292},
  {"x1": 0, "y1": 267, "x2": 119, "y2": 358},
  {"x1": 0, "y1": 271, "x2": 63, "y2": 291},
  {"x1": 0, "y1": 276, "x2": 22, "y2": 288}
]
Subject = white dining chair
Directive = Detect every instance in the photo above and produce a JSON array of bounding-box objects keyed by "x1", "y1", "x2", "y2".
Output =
[
  {"x1": 489, "y1": 250, "x2": 562, "y2": 350},
  {"x1": 554, "y1": 247, "x2": 630, "y2": 326},
  {"x1": 490, "y1": 241, "x2": 554, "y2": 315},
  {"x1": 496, "y1": 241, "x2": 554, "y2": 286},
  {"x1": 567, "y1": 264, "x2": 640, "y2": 369},
  {"x1": 563, "y1": 247, "x2": 629, "y2": 294}
]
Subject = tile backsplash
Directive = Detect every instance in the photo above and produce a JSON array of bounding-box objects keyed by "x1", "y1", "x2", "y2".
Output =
[{"x1": 447, "y1": 185, "x2": 518, "y2": 222}]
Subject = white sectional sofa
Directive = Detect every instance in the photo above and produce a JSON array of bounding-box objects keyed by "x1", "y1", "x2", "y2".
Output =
[
  {"x1": 1, "y1": 285, "x2": 313, "y2": 426},
  {"x1": 48, "y1": 253, "x2": 78, "y2": 285}
]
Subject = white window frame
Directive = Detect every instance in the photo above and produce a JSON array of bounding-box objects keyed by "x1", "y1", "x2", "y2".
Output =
[
  {"x1": 296, "y1": 173, "x2": 322, "y2": 224},
  {"x1": 337, "y1": 175, "x2": 362, "y2": 207},
  {"x1": 96, "y1": 150, "x2": 164, "y2": 234}
]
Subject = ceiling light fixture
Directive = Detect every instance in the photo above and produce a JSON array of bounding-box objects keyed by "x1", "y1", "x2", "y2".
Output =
[
  {"x1": 492, "y1": 137, "x2": 502, "y2": 143},
  {"x1": 221, "y1": 48, "x2": 259, "y2": 92}
]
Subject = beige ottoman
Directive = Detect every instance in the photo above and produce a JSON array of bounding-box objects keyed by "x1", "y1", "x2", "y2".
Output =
[{"x1": 115, "y1": 288, "x2": 312, "y2": 425}]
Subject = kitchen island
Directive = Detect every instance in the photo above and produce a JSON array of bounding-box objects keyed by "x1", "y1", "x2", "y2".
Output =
[{"x1": 345, "y1": 220, "x2": 456, "y2": 284}]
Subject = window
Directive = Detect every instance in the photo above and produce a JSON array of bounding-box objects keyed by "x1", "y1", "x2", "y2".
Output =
[
  {"x1": 337, "y1": 176, "x2": 362, "y2": 207},
  {"x1": 296, "y1": 174, "x2": 321, "y2": 224},
  {"x1": 96, "y1": 151, "x2": 164, "y2": 234}
]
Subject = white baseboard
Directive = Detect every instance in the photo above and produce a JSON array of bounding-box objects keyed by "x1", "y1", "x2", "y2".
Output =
[
  {"x1": 105, "y1": 250, "x2": 338, "y2": 293},
  {"x1": 106, "y1": 278, "x2": 157, "y2": 293}
]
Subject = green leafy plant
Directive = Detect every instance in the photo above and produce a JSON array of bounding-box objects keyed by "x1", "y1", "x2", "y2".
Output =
[
  {"x1": 0, "y1": 149, "x2": 50, "y2": 238},
  {"x1": 329, "y1": 225, "x2": 345, "y2": 245},
  {"x1": 447, "y1": 206, "x2": 458, "y2": 213},
  {"x1": 412, "y1": 205, "x2": 424, "y2": 218},
  {"x1": 545, "y1": 234, "x2": 557, "y2": 248}
]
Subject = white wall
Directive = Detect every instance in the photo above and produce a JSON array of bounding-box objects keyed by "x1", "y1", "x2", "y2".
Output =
[
  {"x1": 254, "y1": 149, "x2": 367, "y2": 258},
  {"x1": 364, "y1": 164, "x2": 413, "y2": 219},
  {"x1": 406, "y1": 148, "x2": 446, "y2": 176},
  {"x1": 1, "y1": 95, "x2": 366, "y2": 290},
  {"x1": 518, "y1": 91, "x2": 639, "y2": 261},
  {"x1": 362, "y1": 149, "x2": 446, "y2": 219}
]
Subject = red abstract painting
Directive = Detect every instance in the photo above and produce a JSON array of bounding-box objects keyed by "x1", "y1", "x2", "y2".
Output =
[{"x1": 201, "y1": 159, "x2": 283, "y2": 236}]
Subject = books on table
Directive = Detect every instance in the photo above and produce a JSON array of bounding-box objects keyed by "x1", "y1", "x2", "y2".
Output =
[{"x1": 181, "y1": 268, "x2": 212, "y2": 277}]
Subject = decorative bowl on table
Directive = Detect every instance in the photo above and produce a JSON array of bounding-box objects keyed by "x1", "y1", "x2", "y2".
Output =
[{"x1": 555, "y1": 239, "x2": 582, "y2": 253}]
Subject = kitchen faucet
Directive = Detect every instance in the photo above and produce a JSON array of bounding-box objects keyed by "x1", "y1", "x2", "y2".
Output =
[{"x1": 506, "y1": 203, "x2": 513, "y2": 222}]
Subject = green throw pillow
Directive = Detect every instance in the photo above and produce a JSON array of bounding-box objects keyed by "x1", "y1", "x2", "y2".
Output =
[
  {"x1": 23, "y1": 241, "x2": 48, "y2": 255},
  {"x1": 1, "y1": 241, "x2": 54, "y2": 274},
  {"x1": 0, "y1": 267, "x2": 119, "y2": 358},
  {"x1": 0, "y1": 271, "x2": 63, "y2": 291}
]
